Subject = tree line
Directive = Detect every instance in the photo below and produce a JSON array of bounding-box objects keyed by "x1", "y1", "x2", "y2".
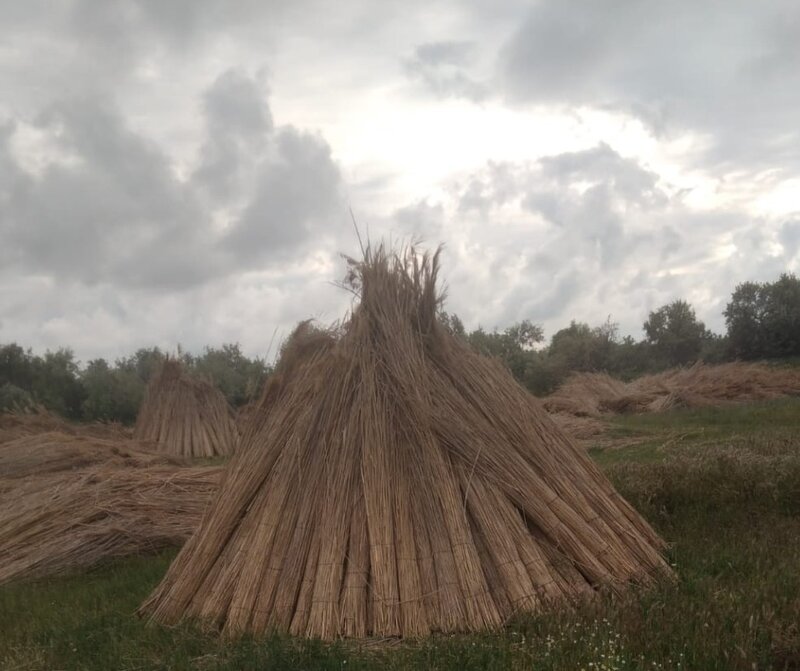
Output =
[
  {"x1": 0, "y1": 344, "x2": 270, "y2": 424},
  {"x1": 1, "y1": 273, "x2": 798, "y2": 423},
  {"x1": 442, "y1": 272, "x2": 800, "y2": 396}
]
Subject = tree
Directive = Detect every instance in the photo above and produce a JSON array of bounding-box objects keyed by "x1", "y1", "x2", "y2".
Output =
[
  {"x1": 724, "y1": 281, "x2": 764, "y2": 359},
  {"x1": 725, "y1": 274, "x2": 800, "y2": 359},
  {"x1": 116, "y1": 347, "x2": 165, "y2": 383},
  {"x1": 192, "y1": 343, "x2": 270, "y2": 407},
  {"x1": 81, "y1": 359, "x2": 144, "y2": 424},
  {"x1": 643, "y1": 300, "x2": 708, "y2": 367},
  {"x1": 0, "y1": 343, "x2": 34, "y2": 390},
  {"x1": 548, "y1": 319, "x2": 619, "y2": 373},
  {"x1": 761, "y1": 273, "x2": 800, "y2": 357},
  {"x1": 438, "y1": 311, "x2": 466, "y2": 338},
  {"x1": 466, "y1": 320, "x2": 544, "y2": 382},
  {"x1": 0, "y1": 383, "x2": 35, "y2": 412}
]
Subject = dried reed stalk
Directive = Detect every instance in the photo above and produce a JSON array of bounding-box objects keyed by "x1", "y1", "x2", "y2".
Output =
[
  {"x1": 549, "y1": 413, "x2": 607, "y2": 441},
  {"x1": 0, "y1": 459, "x2": 220, "y2": 585},
  {"x1": 0, "y1": 409, "x2": 131, "y2": 445},
  {"x1": 0, "y1": 431, "x2": 177, "y2": 484},
  {"x1": 134, "y1": 360, "x2": 238, "y2": 458},
  {"x1": 545, "y1": 362, "x2": 800, "y2": 418},
  {"x1": 140, "y1": 244, "x2": 672, "y2": 639}
]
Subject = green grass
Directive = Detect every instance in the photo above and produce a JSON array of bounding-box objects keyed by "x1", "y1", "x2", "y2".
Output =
[
  {"x1": 2, "y1": 399, "x2": 800, "y2": 670},
  {"x1": 589, "y1": 397, "x2": 800, "y2": 466}
]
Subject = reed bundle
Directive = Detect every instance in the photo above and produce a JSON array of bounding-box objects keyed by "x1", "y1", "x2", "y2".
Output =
[
  {"x1": 140, "y1": 245, "x2": 670, "y2": 640},
  {"x1": 235, "y1": 399, "x2": 258, "y2": 435},
  {"x1": 0, "y1": 461, "x2": 221, "y2": 585},
  {"x1": 134, "y1": 360, "x2": 238, "y2": 458},
  {"x1": 545, "y1": 362, "x2": 800, "y2": 417}
]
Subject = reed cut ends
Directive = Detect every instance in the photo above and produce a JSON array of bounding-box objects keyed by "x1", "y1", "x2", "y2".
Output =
[{"x1": 140, "y1": 244, "x2": 672, "y2": 639}]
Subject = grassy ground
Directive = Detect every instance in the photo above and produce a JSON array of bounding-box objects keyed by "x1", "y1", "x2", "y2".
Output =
[{"x1": 2, "y1": 399, "x2": 800, "y2": 670}]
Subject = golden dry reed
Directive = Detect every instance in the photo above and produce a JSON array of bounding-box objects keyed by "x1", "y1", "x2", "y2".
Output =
[
  {"x1": 134, "y1": 359, "x2": 238, "y2": 458},
  {"x1": 0, "y1": 408, "x2": 131, "y2": 445},
  {"x1": 545, "y1": 362, "x2": 800, "y2": 418},
  {"x1": 0, "y1": 432, "x2": 221, "y2": 585},
  {"x1": 140, "y1": 244, "x2": 672, "y2": 640},
  {"x1": 0, "y1": 431, "x2": 177, "y2": 483}
]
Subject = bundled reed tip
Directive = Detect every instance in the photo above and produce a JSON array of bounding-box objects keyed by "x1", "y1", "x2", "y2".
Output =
[
  {"x1": 134, "y1": 359, "x2": 238, "y2": 458},
  {"x1": 139, "y1": 243, "x2": 672, "y2": 640}
]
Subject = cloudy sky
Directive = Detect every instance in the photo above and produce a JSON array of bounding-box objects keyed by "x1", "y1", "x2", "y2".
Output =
[{"x1": 1, "y1": 1, "x2": 798, "y2": 362}]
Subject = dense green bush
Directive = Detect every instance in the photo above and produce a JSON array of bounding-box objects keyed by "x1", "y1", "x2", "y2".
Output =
[{"x1": 0, "y1": 383, "x2": 36, "y2": 412}]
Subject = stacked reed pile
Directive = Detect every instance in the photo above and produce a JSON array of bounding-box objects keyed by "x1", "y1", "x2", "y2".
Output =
[
  {"x1": 134, "y1": 360, "x2": 238, "y2": 458},
  {"x1": 545, "y1": 362, "x2": 800, "y2": 418},
  {"x1": 0, "y1": 461, "x2": 221, "y2": 585},
  {"x1": 140, "y1": 245, "x2": 671, "y2": 640},
  {"x1": 235, "y1": 399, "x2": 258, "y2": 436}
]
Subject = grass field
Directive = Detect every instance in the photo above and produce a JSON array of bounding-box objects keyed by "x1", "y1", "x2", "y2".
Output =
[{"x1": 2, "y1": 399, "x2": 800, "y2": 670}]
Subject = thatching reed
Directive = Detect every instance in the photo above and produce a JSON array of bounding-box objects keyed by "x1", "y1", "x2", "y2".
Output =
[
  {"x1": 0, "y1": 431, "x2": 176, "y2": 483},
  {"x1": 542, "y1": 373, "x2": 629, "y2": 418},
  {"x1": 549, "y1": 413, "x2": 607, "y2": 442},
  {"x1": 134, "y1": 359, "x2": 238, "y2": 458},
  {"x1": 140, "y1": 244, "x2": 671, "y2": 640},
  {"x1": 545, "y1": 362, "x2": 800, "y2": 418},
  {"x1": 0, "y1": 409, "x2": 131, "y2": 445},
  {"x1": 0, "y1": 446, "x2": 221, "y2": 585}
]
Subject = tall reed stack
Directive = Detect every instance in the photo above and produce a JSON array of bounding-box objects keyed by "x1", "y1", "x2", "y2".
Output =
[
  {"x1": 134, "y1": 360, "x2": 238, "y2": 458},
  {"x1": 140, "y1": 244, "x2": 671, "y2": 639}
]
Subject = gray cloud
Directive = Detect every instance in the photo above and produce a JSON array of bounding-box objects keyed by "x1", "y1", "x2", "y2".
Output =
[
  {"x1": 455, "y1": 146, "x2": 667, "y2": 272},
  {"x1": 393, "y1": 199, "x2": 444, "y2": 238},
  {"x1": 193, "y1": 69, "x2": 273, "y2": 203},
  {"x1": 0, "y1": 70, "x2": 346, "y2": 293},
  {"x1": 224, "y1": 127, "x2": 345, "y2": 262},
  {"x1": 405, "y1": 40, "x2": 489, "y2": 102},
  {"x1": 1, "y1": 97, "x2": 217, "y2": 289},
  {"x1": 500, "y1": 0, "x2": 800, "y2": 170}
]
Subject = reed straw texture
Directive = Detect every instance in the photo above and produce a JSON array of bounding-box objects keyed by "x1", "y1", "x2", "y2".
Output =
[
  {"x1": 0, "y1": 409, "x2": 131, "y2": 444},
  {"x1": 140, "y1": 244, "x2": 672, "y2": 639},
  {"x1": 134, "y1": 360, "x2": 238, "y2": 458},
  {"x1": 544, "y1": 362, "x2": 800, "y2": 417},
  {"x1": 0, "y1": 432, "x2": 221, "y2": 585}
]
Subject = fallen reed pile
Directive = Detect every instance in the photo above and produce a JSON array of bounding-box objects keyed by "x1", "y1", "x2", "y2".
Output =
[
  {"x1": 549, "y1": 413, "x2": 607, "y2": 441},
  {"x1": 0, "y1": 431, "x2": 176, "y2": 483},
  {"x1": 134, "y1": 360, "x2": 238, "y2": 458},
  {"x1": 545, "y1": 362, "x2": 800, "y2": 418},
  {"x1": 542, "y1": 373, "x2": 628, "y2": 417},
  {"x1": 0, "y1": 462, "x2": 221, "y2": 585},
  {"x1": 626, "y1": 361, "x2": 800, "y2": 412},
  {"x1": 0, "y1": 409, "x2": 131, "y2": 444},
  {"x1": 140, "y1": 244, "x2": 671, "y2": 640}
]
